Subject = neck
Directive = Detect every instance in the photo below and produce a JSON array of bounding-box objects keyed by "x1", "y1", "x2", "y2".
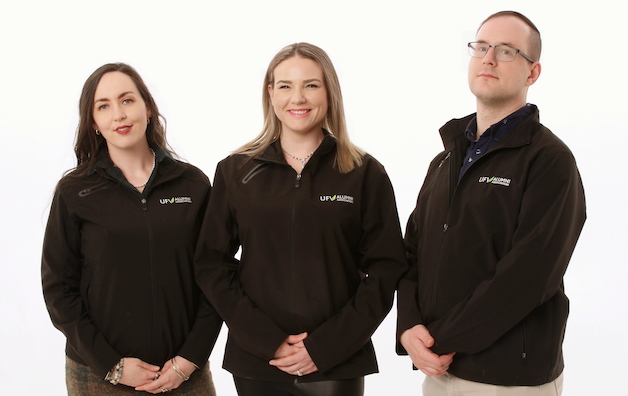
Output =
[
  {"x1": 106, "y1": 142, "x2": 155, "y2": 190},
  {"x1": 279, "y1": 129, "x2": 324, "y2": 157},
  {"x1": 107, "y1": 143, "x2": 153, "y2": 172},
  {"x1": 475, "y1": 100, "x2": 526, "y2": 139}
]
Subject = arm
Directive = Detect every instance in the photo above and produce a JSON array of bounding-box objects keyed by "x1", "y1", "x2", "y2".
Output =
[
  {"x1": 428, "y1": 150, "x2": 586, "y2": 355},
  {"x1": 194, "y1": 163, "x2": 288, "y2": 361},
  {"x1": 396, "y1": 203, "x2": 425, "y2": 355},
  {"x1": 299, "y1": 163, "x2": 408, "y2": 373},
  {"x1": 396, "y1": 192, "x2": 455, "y2": 375},
  {"x1": 41, "y1": 185, "x2": 123, "y2": 377},
  {"x1": 176, "y1": 181, "x2": 223, "y2": 368}
]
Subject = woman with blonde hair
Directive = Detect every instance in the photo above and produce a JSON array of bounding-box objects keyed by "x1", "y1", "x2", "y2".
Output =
[{"x1": 194, "y1": 43, "x2": 407, "y2": 396}]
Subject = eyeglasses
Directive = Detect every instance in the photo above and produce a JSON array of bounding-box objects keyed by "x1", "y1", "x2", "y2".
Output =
[{"x1": 468, "y1": 42, "x2": 535, "y2": 63}]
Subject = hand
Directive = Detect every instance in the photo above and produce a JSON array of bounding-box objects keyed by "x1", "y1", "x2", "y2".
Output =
[
  {"x1": 135, "y1": 356, "x2": 197, "y2": 394},
  {"x1": 400, "y1": 325, "x2": 455, "y2": 377},
  {"x1": 269, "y1": 332, "x2": 318, "y2": 376},
  {"x1": 118, "y1": 357, "x2": 160, "y2": 388}
]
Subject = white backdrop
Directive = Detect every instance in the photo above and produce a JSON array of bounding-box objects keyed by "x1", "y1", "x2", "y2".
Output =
[{"x1": 1, "y1": 0, "x2": 626, "y2": 394}]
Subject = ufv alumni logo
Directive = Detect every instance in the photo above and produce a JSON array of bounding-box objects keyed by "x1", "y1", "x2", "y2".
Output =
[
  {"x1": 320, "y1": 194, "x2": 354, "y2": 204},
  {"x1": 478, "y1": 176, "x2": 511, "y2": 187},
  {"x1": 159, "y1": 196, "x2": 193, "y2": 204}
]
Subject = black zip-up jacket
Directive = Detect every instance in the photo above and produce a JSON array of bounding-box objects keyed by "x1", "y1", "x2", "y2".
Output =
[
  {"x1": 194, "y1": 135, "x2": 407, "y2": 382},
  {"x1": 397, "y1": 106, "x2": 586, "y2": 386},
  {"x1": 42, "y1": 148, "x2": 222, "y2": 378}
]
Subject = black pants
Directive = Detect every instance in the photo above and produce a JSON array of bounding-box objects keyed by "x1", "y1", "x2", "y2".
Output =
[{"x1": 234, "y1": 376, "x2": 364, "y2": 396}]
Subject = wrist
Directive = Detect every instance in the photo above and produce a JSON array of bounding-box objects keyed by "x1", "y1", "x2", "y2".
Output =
[
  {"x1": 104, "y1": 358, "x2": 124, "y2": 385},
  {"x1": 171, "y1": 357, "x2": 193, "y2": 381}
]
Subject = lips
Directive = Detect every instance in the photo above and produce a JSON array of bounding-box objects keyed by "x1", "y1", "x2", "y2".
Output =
[
  {"x1": 478, "y1": 72, "x2": 497, "y2": 79},
  {"x1": 289, "y1": 109, "x2": 310, "y2": 116},
  {"x1": 115, "y1": 125, "x2": 131, "y2": 134}
]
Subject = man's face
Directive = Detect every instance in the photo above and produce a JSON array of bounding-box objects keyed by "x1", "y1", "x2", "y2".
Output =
[{"x1": 468, "y1": 15, "x2": 539, "y2": 108}]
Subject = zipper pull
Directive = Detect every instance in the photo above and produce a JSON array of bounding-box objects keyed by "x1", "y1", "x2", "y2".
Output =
[{"x1": 295, "y1": 174, "x2": 302, "y2": 188}]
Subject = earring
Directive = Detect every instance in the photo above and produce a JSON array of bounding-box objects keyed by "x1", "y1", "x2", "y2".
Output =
[
  {"x1": 147, "y1": 118, "x2": 151, "y2": 124},
  {"x1": 95, "y1": 130, "x2": 101, "y2": 135}
]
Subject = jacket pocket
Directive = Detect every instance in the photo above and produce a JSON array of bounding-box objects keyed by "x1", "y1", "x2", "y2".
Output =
[{"x1": 520, "y1": 319, "x2": 528, "y2": 366}]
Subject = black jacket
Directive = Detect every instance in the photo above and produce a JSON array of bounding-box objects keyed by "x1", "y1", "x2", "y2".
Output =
[
  {"x1": 194, "y1": 136, "x2": 407, "y2": 382},
  {"x1": 42, "y1": 149, "x2": 222, "y2": 377},
  {"x1": 397, "y1": 106, "x2": 586, "y2": 386}
]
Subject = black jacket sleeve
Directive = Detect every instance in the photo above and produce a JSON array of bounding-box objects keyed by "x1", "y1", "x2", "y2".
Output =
[{"x1": 41, "y1": 185, "x2": 121, "y2": 377}]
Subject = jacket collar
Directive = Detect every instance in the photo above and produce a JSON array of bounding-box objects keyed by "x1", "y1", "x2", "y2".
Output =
[
  {"x1": 88, "y1": 146, "x2": 179, "y2": 186},
  {"x1": 440, "y1": 104, "x2": 541, "y2": 152},
  {"x1": 255, "y1": 132, "x2": 337, "y2": 174}
]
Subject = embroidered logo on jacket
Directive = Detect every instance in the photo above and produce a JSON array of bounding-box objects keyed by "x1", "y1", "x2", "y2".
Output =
[
  {"x1": 478, "y1": 176, "x2": 511, "y2": 187},
  {"x1": 159, "y1": 196, "x2": 193, "y2": 204},
  {"x1": 319, "y1": 194, "x2": 354, "y2": 204}
]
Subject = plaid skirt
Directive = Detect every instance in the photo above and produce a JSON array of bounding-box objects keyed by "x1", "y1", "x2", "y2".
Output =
[{"x1": 66, "y1": 357, "x2": 217, "y2": 396}]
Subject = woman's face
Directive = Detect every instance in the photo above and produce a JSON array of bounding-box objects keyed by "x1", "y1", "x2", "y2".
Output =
[
  {"x1": 92, "y1": 71, "x2": 150, "y2": 153},
  {"x1": 268, "y1": 56, "x2": 328, "y2": 138}
]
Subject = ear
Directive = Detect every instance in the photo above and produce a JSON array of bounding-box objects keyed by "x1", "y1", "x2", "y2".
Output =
[
  {"x1": 526, "y1": 62, "x2": 542, "y2": 87},
  {"x1": 267, "y1": 83, "x2": 274, "y2": 103}
]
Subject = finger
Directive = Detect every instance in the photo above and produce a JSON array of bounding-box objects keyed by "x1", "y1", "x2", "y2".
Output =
[
  {"x1": 285, "y1": 332, "x2": 308, "y2": 344},
  {"x1": 415, "y1": 327, "x2": 435, "y2": 348}
]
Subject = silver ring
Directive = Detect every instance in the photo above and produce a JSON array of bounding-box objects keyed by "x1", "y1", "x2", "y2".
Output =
[
  {"x1": 161, "y1": 388, "x2": 169, "y2": 393},
  {"x1": 296, "y1": 369, "x2": 303, "y2": 376}
]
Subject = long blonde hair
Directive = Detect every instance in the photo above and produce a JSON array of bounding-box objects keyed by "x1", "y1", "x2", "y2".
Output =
[{"x1": 235, "y1": 42, "x2": 363, "y2": 173}]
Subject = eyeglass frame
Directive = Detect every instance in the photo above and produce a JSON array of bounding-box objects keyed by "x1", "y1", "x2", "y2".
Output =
[{"x1": 467, "y1": 41, "x2": 535, "y2": 63}]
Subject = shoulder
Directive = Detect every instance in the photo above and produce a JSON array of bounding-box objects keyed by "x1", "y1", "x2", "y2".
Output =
[
  {"x1": 351, "y1": 153, "x2": 395, "y2": 186},
  {"x1": 175, "y1": 160, "x2": 209, "y2": 180},
  {"x1": 215, "y1": 153, "x2": 259, "y2": 179},
  {"x1": 528, "y1": 125, "x2": 579, "y2": 170}
]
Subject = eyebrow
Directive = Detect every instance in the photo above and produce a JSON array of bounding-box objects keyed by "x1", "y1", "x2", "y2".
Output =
[
  {"x1": 275, "y1": 78, "x2": 323, "y2": 85},
  {"x1": 476, "y1": 39, "x2": 517, "y2": 47},
  {"x1": 94, "y1": 91, "x2": 136, "y2": 103}
]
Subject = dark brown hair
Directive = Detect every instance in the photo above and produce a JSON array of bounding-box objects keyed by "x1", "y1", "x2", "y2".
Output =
[{"x1": 71, "y1": 63, "x2": 173, "y2": 176}]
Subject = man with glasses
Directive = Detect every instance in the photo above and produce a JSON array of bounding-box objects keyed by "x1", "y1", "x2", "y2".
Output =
[{"x1": 397, "y1": 11, "x2": 586, "y2": 395}]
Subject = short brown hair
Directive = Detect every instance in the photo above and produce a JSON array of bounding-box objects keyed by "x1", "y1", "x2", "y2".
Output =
[{"x1": 479, "y1": 11, "x2": 542, "y2": 62}]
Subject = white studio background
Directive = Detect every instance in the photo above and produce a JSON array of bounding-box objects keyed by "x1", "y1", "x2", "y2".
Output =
[{"x1": 1, "y1": 0, "x2": 625, "y2": 394}]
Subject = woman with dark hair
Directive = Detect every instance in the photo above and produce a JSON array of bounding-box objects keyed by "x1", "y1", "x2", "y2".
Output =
[
  {"x1": 42, "y1": 63, "x2": 221, "y2": 395},
  {"x1": 194, "y1": 43, "x2": 407, "y2": 396}
]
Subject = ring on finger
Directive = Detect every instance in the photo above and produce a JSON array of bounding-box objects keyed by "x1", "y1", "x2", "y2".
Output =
[
  {"x1": 296, "y1": 369, "x2": 303, "y2": 376},
  {"x1": 161, "y1": 388, "x2": 169, "y2": 393}
]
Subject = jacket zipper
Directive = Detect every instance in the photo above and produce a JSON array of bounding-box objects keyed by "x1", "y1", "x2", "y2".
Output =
[
  {"x1": 521, "y1": 320, "x2": 528, "y2": 365},
  {"x1": 141, "y1": 194, "x2": 160, "y2": 362},
  {"x1": 290, "y1": 173, "x2": 302, "y2": 333}
]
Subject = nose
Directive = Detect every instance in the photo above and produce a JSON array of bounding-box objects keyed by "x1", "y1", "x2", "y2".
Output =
[
  {"x1": 113, "y1": 104, "x2": 126, "y2": 122},
  {"x1": 291, "y1": 87, "x2": 306, "y2": 104},
  {"x1": 483, "y1": 46, "x2": 497, "y2": 66}
]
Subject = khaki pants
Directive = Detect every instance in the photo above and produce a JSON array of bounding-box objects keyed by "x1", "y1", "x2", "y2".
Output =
[{"x1": 423, "y1": 373, "x2": 563, "y2": 396}]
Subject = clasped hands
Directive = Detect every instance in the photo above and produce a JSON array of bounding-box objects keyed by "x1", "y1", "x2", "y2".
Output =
[
  {"x1": 115, "y1": 355, "x2": 197, "y2": 394},
  {"x1": 269, "y1": 332, "x2": 318, "y2": 376},
  {"x1": 400, "y1": 324, "x2": 455, "y2": 377}
]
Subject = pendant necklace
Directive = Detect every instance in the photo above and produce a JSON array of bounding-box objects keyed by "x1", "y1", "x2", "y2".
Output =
[{"x1": 283, "y1": 149, "x2": 314, "y2": 169}]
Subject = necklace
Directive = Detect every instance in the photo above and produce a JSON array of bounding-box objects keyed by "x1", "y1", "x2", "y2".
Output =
[
  {"x1": 282, "y1": 149, "x2": 314, "y2": 169},
  {"x1": 132, "y1": 149, "x2": 156, "y2": 188}
]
